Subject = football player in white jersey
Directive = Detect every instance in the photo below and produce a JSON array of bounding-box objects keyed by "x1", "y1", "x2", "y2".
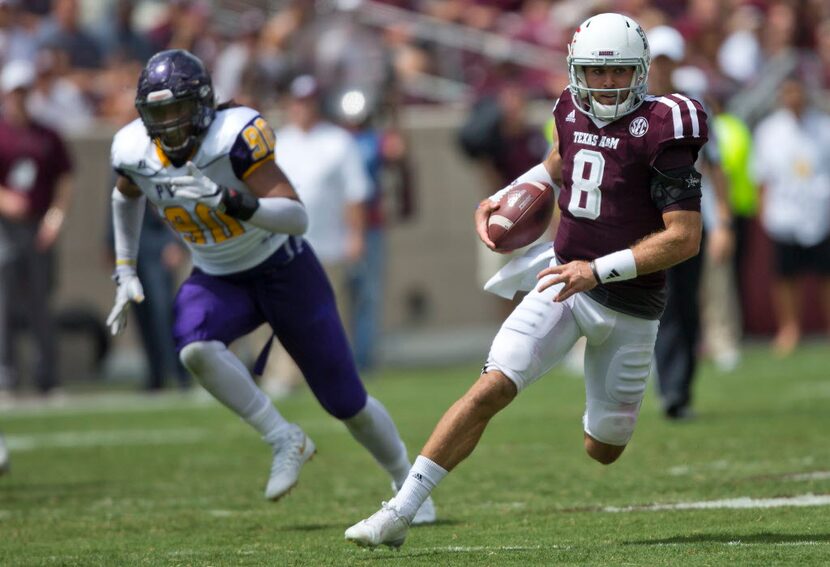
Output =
[
  {"x1": 346, "y1": 13, "x2": 707, "y2": 548},
  {"x1": 108, "y1": 49, "x2": 434, "y2": 521}
]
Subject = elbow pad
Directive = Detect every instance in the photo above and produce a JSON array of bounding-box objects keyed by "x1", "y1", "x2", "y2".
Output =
[
  {"x1": 247, "y1": 197, "x2": 308, "y2": 235},
  {"x1": 650, "y1": 165, "x2": 702, "y2": 210}
]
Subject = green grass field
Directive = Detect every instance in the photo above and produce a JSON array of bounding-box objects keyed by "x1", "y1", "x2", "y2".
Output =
[{"x1": 2, "y1": 343, "x2": 830, "y2": 566}]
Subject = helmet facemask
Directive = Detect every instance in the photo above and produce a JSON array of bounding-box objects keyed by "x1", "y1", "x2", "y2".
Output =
[
  {"x1": 137, "y1": 95, "x2": 201, "y2": 162},
  {"x1": 568, "y1": 60, "x2": 648, "y2": 121}
]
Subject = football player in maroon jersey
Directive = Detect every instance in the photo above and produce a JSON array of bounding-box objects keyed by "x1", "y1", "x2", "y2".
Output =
[{"x1": 346, "y1": 12, "x2": 708, "y2": 548}]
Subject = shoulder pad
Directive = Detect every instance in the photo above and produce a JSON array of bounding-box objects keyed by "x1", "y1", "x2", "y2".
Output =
[
  {"x1": 197, "y1": 106, "x2": 260, "y2": 161},
  {"x1": 643, "y1": 94, "x2": 709, "y2": 165},
  {"x1": 648, "y1": 94, "x2": 708, "y2": 142},
  {"x1": 111, "y1": 118, "x2": 153, "y2": 175}
]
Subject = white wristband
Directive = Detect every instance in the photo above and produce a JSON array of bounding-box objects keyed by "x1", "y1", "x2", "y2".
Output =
[
  {"x1": 488, "y1": 163, "x2": 559, "y2": 205},
  {"x1": 591, "y1": 249, "x2": 637, "y2": 284}
]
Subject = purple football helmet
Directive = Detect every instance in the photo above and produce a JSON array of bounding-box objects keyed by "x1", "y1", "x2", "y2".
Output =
[{"x1": 135, "y1": 49, "x2": 215, "y2": 166}]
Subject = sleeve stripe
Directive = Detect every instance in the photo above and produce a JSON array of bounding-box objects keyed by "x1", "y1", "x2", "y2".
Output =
[
  {"x1": 657, "y1": 96, "x2": 684, "y2": 139},
  {"x1": 673, "y1": 94, "x2": 700, "y2": 138},
  {"x1": 241, "y1": 152, "x2": 274, "y2": 180}
]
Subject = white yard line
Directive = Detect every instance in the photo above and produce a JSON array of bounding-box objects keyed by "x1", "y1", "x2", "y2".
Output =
[
  {"x1": 420, "y1": 545, "x2": 557, "y2": 553},
  {"x1": 0, "y1": 391, "x2": 216, "y2": 418},
  {"x1": 604, "y1": 493, "x2": 830, "y2": 512},
  {"x1": 5, "y1": 428, "x2": 207, "y2": 451}
]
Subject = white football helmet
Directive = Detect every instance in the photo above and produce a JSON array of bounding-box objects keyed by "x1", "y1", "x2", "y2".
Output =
[{"x1": 567, "y1": 13, "x2": 650, "y2": 121}]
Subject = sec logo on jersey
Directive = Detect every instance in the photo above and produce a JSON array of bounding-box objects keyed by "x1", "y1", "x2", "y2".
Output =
[{"x1": 629, "y1": 117, "x2": 649, "y2": 137}]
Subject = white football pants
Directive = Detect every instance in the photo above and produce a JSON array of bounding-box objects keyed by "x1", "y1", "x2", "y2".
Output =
[{"x1": 485, "y1": 280, "x2": 659, "y2": 446}]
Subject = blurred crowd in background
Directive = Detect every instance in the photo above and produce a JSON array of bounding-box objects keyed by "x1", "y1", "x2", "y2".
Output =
[
  {"x1": 1, "y1": 0, "x2": 829, "y2": 131},
  {"x1": 1, "y1": 0, "x2": 829, "y2": 398}
]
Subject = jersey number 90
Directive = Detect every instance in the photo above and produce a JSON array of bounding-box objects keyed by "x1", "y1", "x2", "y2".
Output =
[
  {"x1": 164, "y1": 203, "x2": 245, "y2": 245},
  {"x1": 242, "y1": 117, "x2": 276, "y2": 161}
]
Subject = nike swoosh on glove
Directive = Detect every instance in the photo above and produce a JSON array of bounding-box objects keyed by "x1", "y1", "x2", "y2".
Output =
[
  {"x1": 106, "y1": 268, "x2": 145, "y2": 336},
  {"x1": 169, "y1": 161, "x2": 226, "y2": 209}
]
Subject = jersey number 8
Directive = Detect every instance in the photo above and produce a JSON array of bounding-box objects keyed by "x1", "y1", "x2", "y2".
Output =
[{"x1": 568, "y1": 149, "x2": 605, "y2": 220}]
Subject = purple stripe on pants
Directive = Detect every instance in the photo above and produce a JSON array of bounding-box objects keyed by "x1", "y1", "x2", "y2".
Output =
[{"x1": 173, "y1": 237, "x2": 367, "y2": 419}]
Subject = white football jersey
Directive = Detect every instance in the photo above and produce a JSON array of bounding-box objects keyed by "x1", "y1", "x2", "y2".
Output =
[{"x1": 111, "y1": 106, "x2": 285, "y2": 275}]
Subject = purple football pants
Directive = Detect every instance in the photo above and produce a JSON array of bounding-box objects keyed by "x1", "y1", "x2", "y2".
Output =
[{"x1": 172, "y1": 237, "x2": 367, "y2": 419}]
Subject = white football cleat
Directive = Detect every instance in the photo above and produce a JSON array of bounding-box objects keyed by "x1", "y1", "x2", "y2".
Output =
[
  {"x1": 345, "y1": 501, "x2": 410, "y2": 549},
  {"x1": 391, "y1": 481, "x2": 436, "y2": 525},
  {"x1": 265, "y1": 424, "x2": 315, "y2": 501}
]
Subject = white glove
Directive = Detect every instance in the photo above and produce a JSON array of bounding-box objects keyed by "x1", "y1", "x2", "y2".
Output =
[
  {"x1": 106, "y1": 266, "x2": 145, "y2": 336},
  {"x1": 169, "y1": 161, "x2": 225, "y2": 209}
]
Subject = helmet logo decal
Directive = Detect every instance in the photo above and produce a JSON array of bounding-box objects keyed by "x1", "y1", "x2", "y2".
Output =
[
  {"x1": 629, "y1": 116, "x2": 649, "y2": 137},
  {"x1": 147, "y1": 89, "x2": 174, "y2": 102}
]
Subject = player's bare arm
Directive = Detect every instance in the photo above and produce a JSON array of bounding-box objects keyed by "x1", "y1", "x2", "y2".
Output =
[
  {"x1": 629, "y1": 209, "x2": 701, "y2": 273},
  {"x1": 243, "y1": 159, "x2": 301, "y2": 201},
  {"x1": 537, "y1": 210, "x2": 701, "y2": 302},
  {"x1": 115, "y1": 173, "x2": 143, "y2": 198}
]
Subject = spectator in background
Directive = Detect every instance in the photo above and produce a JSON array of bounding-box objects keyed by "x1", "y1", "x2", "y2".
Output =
[
  {"x1": 290, "y1": 4, "x2": 396, "y2": 113},
  {"x1": 212, "y1": 8, "x2": 271, "y2": 107},
  {"x1": 151, "y1": 0, "x2": 217, "y2": 68},
  {"x1": 26, "y1": 47, "x2": 93, "y2": 135},
  {"x1": 146, "y1": 0, "x2": 191, "y2": 52},
  {"x1": 648, "y1": 26, "x2": 733, "y2": 419},
  {"x1": 753, "y1": 73, "x2": 830, "y2": 356},
  {"x1": 96, "y1": 0, "x2": 154, "y2": 66},
  {"x1": 816, "y1": 19, "x2": 830, "y2": 89},
  {"x1": 0, "y1": 60, "x2": 73, "y2": 395},
  {"x1": 276, "y1": 75, "x2": 370, "y2": 320},
  {"x1": 264, "y1": 75, "x2": 370, "y2": 394},
  {"x1": 458, "y1": 78, "x2": 549, "y2": 291},
  {"x1": 0, "y1": 0, "x2": 37, "y2": 66},
  {"x1": 708, "y1": 91, "x2": 759, "y2": 370},
  {"x1": 36, "y1": 0, "x2": 102, "y2": 70},
  {"x1": 335, "y1": 87, "x2": 416, "y2": 372}
]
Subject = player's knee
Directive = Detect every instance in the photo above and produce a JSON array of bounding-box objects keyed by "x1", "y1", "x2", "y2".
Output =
[
  {"x1": 488, "y1": 332, "x2": 538, "y2": 387},
  {"x1": 584, "y1": 434, "x2": 625, "y2": 465},
  {"x1": 323, "y1": 394, "x2": 366, "y2": 421},
  {"x1": 464, "y1": 372, "x2": 517, "y2": 416},
  {"x1": 179, "y1": 340, "x2": 223, "y2": 376}
]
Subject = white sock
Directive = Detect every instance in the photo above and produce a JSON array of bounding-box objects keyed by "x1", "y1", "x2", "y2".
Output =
[
  {"x1": 180, "y1": 341, "x2": 289, "y2": 444},
  {"x1": 343, "y1": 396, "x2": 412, "y2": 487},
  {"x1": 391, "y1": 455, "x2": 447, "y2": 521}
]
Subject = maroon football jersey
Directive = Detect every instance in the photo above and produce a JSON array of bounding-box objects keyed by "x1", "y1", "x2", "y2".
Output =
[
  {"x1": 552, "y1": 91, "x2": 708, "y2": 319},
  {"x1": 0, "y1": 118, "x2": 72, "y2": 221}
]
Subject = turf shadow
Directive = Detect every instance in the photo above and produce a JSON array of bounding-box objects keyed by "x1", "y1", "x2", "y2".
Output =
[
  {"x1": 625, "y1": 532, "x2": 830, "y2": 545},
  {"x1": 0, "y1": 479, "x2": 110, "y2": 500}
]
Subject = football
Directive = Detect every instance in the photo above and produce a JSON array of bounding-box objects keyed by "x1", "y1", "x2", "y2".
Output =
[{"x1": 487, "y1": 181, "x2": 555, "y2": 252}]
